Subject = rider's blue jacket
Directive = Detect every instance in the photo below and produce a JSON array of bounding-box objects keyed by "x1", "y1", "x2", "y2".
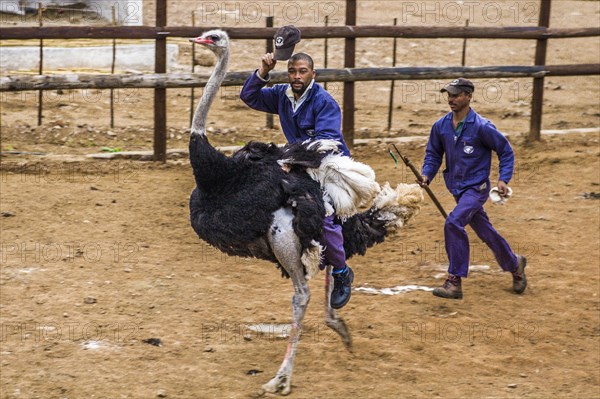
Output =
[{"x1": 240, "y1": 71, "x2": 350, "y2": 156}]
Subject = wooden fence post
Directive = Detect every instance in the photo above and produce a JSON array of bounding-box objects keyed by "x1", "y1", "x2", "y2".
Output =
[
  {"x1": 387, "y1": 18, "x2": 397, "y2": 131},
  {"x1": 190, "y1": 11, "x2": 195, "y2": 127},
  {"x1": 462, "y1": 19, "x2": 469, "y2": 66},
  {"x1": 154, "y1": 0, "x2": 167, "y2": 162},
  {"x1": 37, "y1": 2, "x2": 43, "y2": 126},
  {"x1": 343, "y1": 0, "x2": 356, "y2": 148},
  {"x1": 265, "y1": 16, "x2": 274, "y2": 129},
  {"x1": 110, "y1": 5, "x2": 116, "y2": 128},
  {"x1": 324, "y1": 15, "x2": 329, "y2": 92},
  {"x1": 529, "y1": 0, "x2": 552, "y2": 141}
]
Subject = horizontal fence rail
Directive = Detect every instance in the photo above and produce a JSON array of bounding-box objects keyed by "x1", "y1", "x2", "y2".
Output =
[
  {"x1": 2, "y1": 65, "x2": 598, "y2": 91},
  {"x1": 1, "y1": 25, "x2": 599, "y2": 40}
]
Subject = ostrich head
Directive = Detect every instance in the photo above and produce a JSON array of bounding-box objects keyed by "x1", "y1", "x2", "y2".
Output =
[{"x1": 189, "y1": 30, "x2": 230, "y2": 55}]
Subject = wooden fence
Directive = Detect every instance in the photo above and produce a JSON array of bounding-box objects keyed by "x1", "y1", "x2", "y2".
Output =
[
  {"x1": 1, "y1": 0, "x2": 599, "y2": 161},
  {"x1": 1, "y1": 25, "x2": 598, "y2": 40},
  {"x1": 3, "y1": 64, "x2": 598, "y2": 90}
]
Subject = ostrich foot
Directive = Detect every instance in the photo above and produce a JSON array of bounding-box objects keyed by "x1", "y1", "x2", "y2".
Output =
[
  {"x1": 262, "y1": 373, "x2": 291, "y2": 395},
  {"x1": 324, "y1": 266, "x2": 353, "y2": 352},
  {"x1": 326, "y1": 315, "x2": 353, "y2": 352}
]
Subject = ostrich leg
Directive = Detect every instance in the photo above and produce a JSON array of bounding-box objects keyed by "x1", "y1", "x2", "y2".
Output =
[
  {"x1": 324, "y1": 265, "x2": 352, "y2": 351},
  {"x1": 263, "y1": 208, "x2": 310, "y2": 395}
]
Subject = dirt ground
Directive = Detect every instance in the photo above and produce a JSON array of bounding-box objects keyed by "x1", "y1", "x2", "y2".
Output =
[{"x1": 1, "y1": 1, "x2": 600, "y2": 398}]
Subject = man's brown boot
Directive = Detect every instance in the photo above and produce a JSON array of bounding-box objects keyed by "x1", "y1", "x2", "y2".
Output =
[
  {"x1": 432, "y1": 275, "x2": 463, "y2": 299},
  {"x1": 512, "y1": 255, "x2": 527, "y2": 294}
]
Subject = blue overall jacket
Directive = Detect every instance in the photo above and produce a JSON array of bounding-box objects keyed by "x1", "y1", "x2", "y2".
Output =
[
  {"x1": 422, "y1": 108, "x2": 514, "y2": 196},
  {"x1": 240, "y1": 71, "x2": 350, "y2": 156}
]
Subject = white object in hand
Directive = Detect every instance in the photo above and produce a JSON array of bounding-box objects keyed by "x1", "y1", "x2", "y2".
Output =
[{"x1": 489, "y1": 186, "x2": 512, "y2": 205}]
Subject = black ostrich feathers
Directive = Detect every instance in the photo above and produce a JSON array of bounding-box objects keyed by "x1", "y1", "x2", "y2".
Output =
[{"x1": 189, "y1": 136, "x2": 326, "y2": 265}]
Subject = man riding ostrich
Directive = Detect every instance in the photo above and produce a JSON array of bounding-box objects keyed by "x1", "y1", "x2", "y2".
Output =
[
  {"x1": 241, "y1": 26, "x2": 358, "y2": 311},
  {"x1": 188, "y1": 29, "x2": 423, "y2": 395}
]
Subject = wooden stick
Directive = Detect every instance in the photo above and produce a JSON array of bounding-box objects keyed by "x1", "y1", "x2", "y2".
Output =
[{"x1": 389, "y1": 144, "x2": 447, "y2": 219}]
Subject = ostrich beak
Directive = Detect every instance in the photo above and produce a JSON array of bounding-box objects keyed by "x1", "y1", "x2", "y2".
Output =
[{"x1": 190, "y1": 37, "x2": 213, "y2": 45}]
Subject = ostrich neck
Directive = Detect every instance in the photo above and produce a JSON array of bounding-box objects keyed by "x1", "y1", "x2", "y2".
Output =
[{"x1": 191, "y1": 48, "x2": 229, "y2": 135}]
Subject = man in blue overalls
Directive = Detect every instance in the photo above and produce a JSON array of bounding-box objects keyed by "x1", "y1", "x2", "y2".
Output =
[
  {"x1": 240, "y1": 26, "x2": 354, "y2": 309},
  {"x1": 420, "y1": 78, "x2": 527, "y2": 299}
]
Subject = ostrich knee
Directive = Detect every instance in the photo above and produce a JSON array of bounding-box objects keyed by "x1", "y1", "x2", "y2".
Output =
[
  {"x1": 292, "y1": 290, "x2": 310, "y2": 310},
  {"x1": 291, "y1": 284, "x2": 310, "y2": 336}
]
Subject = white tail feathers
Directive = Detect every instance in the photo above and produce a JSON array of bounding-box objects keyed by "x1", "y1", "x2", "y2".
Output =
[
  {"x1": 373, "y1": 183, "x2": 424, "y2": 233},
  {"x1": 307, "y1": 154, "x2": 381, "y2": 219}
]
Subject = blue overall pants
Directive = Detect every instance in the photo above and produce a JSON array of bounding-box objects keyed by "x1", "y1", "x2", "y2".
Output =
[
  {"x1": 320, "y1": 215, "x2": 346, "y2": 270},
  {"x1": 445, "y1": 183, "x2": 518, "y2": 277}
]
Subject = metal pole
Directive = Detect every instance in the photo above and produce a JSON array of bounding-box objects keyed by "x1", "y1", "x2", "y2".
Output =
[
  {"x1": 37, "y1": 3, "x2": 43, "y2": 126},
  {"x1": 265, "y1": 16, "x2": 274, "y2": 129},
  {"x1": 110, "y1": 5, "x2": 116, "y2": 128},
  {"x1": 387, "y1": 18, "x2": 397, "y2": 131},
  {"x1": 154, "y1": 0, "x2": 167, "y2": 162},
  {"x1": 343, "y1": 0, "x2": 356, "y2": 148},
  {"x1": 529, "y1": 0, "x2": 552, "y2": 142}
]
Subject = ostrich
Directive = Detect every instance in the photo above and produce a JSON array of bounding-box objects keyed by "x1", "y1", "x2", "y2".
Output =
[{"x1": 188, "y1": 30, "x2": 423, "y2": 395}]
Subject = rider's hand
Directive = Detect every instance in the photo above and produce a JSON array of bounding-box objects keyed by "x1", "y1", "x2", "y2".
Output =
[{"x1": 259, "y1": 53, "x2": 277, "y2": 79}]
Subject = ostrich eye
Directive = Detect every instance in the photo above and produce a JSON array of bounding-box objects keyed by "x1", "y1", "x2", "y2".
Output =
[{"x1": 209, "y1": 35, "x2": 219, "y2": 42}]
